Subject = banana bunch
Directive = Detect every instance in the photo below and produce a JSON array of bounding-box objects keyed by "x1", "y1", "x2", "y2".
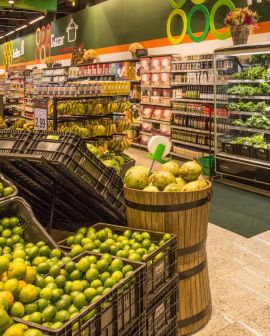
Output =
[
  {"x1": 107, "y1": 138, "x2": 131, "y2": 152},
  {"x1": 0, "y1": 118, "x2": 7, "y2": 129},
  {"x1": 119, "y1": 100, "x2": 131, "y2": 112},
  {"x1": 116, "y1": 119, "x2": 132, "y2": 133}
]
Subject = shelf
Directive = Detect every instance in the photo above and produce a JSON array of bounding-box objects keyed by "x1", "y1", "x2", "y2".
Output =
[
  {"x1": 131, "y1": 142, "x2": 148, "y2": 149},
  {"x1": 171, "y1": 82, "x2": 226, "y2": 86},
  {"x1": 140, "y1": 131, "x2": 170, "y2": 138},
  {"x1": 228, "y1": 79, "x2": 270, "y2": 84},
  {"x1": 171, "y1": 68, "x2": 228, "y2": 73},
  {"x1": 142, "y1": 118, "x2": 171, "y2": 125},
  {"x1": 172, "y1": 110, "x2": 212, "y2": 117},
  {"x1": 228, "y1": 111, "x2": 264, "y2": 116},
  {"x1": 217, "y1": 152, "x2": 270, "y2": 168},
  {"x1": 228, "y1": 125, "x2": 270, "y2": 134},
  {"x1": 171, "y1": 124, "x2": 212, "y2": 134},
  {"x1": 140, "y1": 71, "x2": 171, "y2": 74},
  {"x1": 169, "y1": 151, "x2": 198, "y2": 160},
  {"x1": 171, "y1": 98, "x2": 227, "y2": 104},
  {"x1": 140, "y1": 102, "x2": 171, "y2": 107},
  {"x1": 229, "y1": 95, "x2": 270, "y2": 100},
  {"x1": 141, "y1": 85, "x2": 171, "y2": 89},
  {"x1": 171, "y1": 59, "x2": 213, "y2": 64},
  {"x1": 48, "y1": 113, "x2": 125, "y2": 121},
  {"x1": 171, "y1": 139, "x2": 210, "y2": 150}
]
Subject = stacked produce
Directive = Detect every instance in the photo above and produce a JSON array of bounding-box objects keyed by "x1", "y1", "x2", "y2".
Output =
[
  {"x1": 229, "y1": 133, "x2": 270, "y2": 149},
  {"x1": 48, "y1": 99, "x2": 131, "y2": 116},
  {"x1": 86, "y1": 141, "x2": 132, "y2": 175},
  {"x1": 124, "y1": 160, "x2": 208, "y2": 192},
  {"x1": 228, "y1": 101, "x2": 270, "y2": 114},
  {"x1": 0, "y1": 216, "x2": 136, "y2": 333},
  {"x1": 0, "y1": 183, "x2": 14, "y2": 199},
  {"x1": 232, "y1": 115, "x2": 270, "y2": 129},
  {"x1": 1, "y1": 119, "x2": 34, "y2": 131},
  {"x1": 227, "y1": 82, "x2": 270, "y2": 96},
  {"x1": 61, "y1": 226, "x2": 171, "y2": 262}
]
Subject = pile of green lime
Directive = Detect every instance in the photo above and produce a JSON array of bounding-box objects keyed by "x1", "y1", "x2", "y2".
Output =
[
  {"x1": 0, "y1": 252, "x2": 134, "y2": 331},
  {"x1": 0, "y1": 183, "x2": 14, "y2": 198},
  {"x1": 65, "y1": 226, "x2": 172, "y2": 262}
]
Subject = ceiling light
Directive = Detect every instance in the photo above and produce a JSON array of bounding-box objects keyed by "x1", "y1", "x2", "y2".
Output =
[
  {"x1": 0, "y1": 36, "x2": 4, "y2": 39},
  {"x1": 15, "y1": 24, "x2": 28, "y2": 31},
  {"x1": 5, "y1": 30, "x2": 15, "y2": 36},
  {"x1": 8, "y1": 0, "x2": 15, "y2": 4},
  {"x1": 29, "y1": 16, "x2": 45, "y2": 25}
]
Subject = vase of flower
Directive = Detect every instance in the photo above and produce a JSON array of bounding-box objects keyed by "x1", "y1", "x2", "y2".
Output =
[{"x1": 224, "y1": 7, "x2": 259, "y2": 45}]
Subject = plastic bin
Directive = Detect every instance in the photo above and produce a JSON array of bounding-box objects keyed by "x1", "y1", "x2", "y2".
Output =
[
  {"x1": 146, "y1": 276, "x2": 178, "y2": 336},
  {"x1": 0, "y1": 130, "x2": 33, "y2": 154},
  {"x1": 253, "y1": 147, "x2": 270, "y2": 161},
  {"x1": 0, "y1": 173, "x2": 18, "y2": 201},
  {"x1": 237, "y1": 144, "x2": 254, "y2": 158},
  {"x1": 58, "y1": 223, "x2": 177, "y2": 296},
  {"x1": 221, "y1": 141, "x2": 237, "y2": 154},
  {"x1": 199, "y1": 156, "x2": 215, "y2": 177},
  {"x1": 14, "y1": 251, "x2": 146, "y2": 336},
  {"x1": 0, "y1": 196, "x2": 59, "y2": 249}
]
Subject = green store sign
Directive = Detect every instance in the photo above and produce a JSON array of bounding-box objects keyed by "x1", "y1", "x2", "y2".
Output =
[{"x1": 0, "y1": 0, "x2": 269, "y2": 66}]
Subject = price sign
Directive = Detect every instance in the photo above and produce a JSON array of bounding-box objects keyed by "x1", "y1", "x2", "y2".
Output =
[{"x1": 34, "y1": 108, "x2": 47, "y2": 131}]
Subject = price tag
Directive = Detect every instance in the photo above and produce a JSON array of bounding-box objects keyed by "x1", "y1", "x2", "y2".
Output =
[{"x1": 34, "y1": 108, "x2": 47, "y2": 131}]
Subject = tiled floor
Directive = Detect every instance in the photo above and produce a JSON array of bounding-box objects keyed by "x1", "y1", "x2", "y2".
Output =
[{"x1": 127, "y1": 148, "x2": 270, "y2": 336}]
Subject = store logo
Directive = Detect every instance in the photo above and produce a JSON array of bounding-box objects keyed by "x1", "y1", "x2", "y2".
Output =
[
  {"x1": 167, "y1": 0, "x2": 237, "y2": 45},
  {"x1": 13, "y1": 40, "x2": 24, "y2": 59},
  {"x1": 51, "y1": 17, "x2": 78, "y2": 48}
]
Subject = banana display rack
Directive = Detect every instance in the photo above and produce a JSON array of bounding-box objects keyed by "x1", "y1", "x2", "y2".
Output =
[
  {"x1": 49, "y1": 95, "x2": 131, "y2": 141},
  {"x1": 0, "y1": 130, "x2": 126, "y2": 232}
]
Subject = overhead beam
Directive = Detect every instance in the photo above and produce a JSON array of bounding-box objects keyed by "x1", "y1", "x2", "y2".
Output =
[{"x1": 0, "y1": 17, "x2": 28, "y2": 21}]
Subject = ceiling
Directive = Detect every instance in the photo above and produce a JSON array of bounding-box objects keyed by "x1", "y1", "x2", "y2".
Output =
[{"x1": 0, "y1": 0, "x2": 107, "y2": 41}]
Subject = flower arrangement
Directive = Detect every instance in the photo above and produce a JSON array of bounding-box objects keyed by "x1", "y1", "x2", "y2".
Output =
[{"x1": 224, "y1": 7, "x2": 259, "y2": 27}]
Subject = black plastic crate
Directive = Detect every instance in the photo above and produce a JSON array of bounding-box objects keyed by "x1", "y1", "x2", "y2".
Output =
[
  {"x1": 146, "y1": 276, "x2": 178, "y2": 336},
  {"x1": 253, "y1": 147, "x2": 270, "y2": 161},
  {"x1": 221, "y1": 141, "x2": 237, "y2": 154},
  {"x1": 25, "y1": 132, "x2": 125, "y2": 211},
  {"x1": 58, "y1": 223, "x2": 177, "y2": 296},
  {"x1": 0, "y1": 196, "x2": 59, "y2": 248},
  {"x1": 0, "y1": 173, "x2": 18, "y2": 201},
  {"x1": 0, "y1": 129, "x2": 33, "y2": 153},
  {"x1": 14, "y1": 251, "x2": 146, "y2": 336},
  {"x1": 237, "y1": 144, "x2": 254, "y2": 158},
  {"x1": 120, "y1": 159, "x2": 135, "y2": 178}
]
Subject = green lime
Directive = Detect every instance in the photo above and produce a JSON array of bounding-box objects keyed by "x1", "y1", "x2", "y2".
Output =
[
  {"x1": 76, "y1": 257, "x2": 90, "y2": 273},
  {"x1": 66, "y1": 236, "x2": 74, "y2": 246},
  {"x1": 96, "y1": 259, "x2": 109, "y2": 273},
  {"x1": 70, "y1": 291, "x2": 80, "y2": 301},
  {"x1": 99, "y1": 243, "x2": 110, "y2": 253},
  {"x1": 0, "y1": 296, "x2": 9, "y2": 311},
  {"x1": 142, "y1": 239, "x2": 152, "y2": 250},
  {"x1": 37, "y1": 298, "x2": 49, "y2": 312},
  {"x1": 84, "y1": 288, "x2": 97, "y2": 302},
  {"x1": 44, "y1": 275, "x2": 54, "y2": 284},
  {"x1": 110, "y1": 245, "x2": 119, "y2": 255},
  {"x1": 129, "y1": 253, "x2": 141, "y2": 261},
  {"x1": 9, "y1": 217, "x2": 19, "y2": 228},
  {"x1": 100, "y1": 271, "x2": 110, "y2": 283},
  {"x1": 87, "y1": 255, "x2": 97, "y2": 264},
  {"x1": 97, "y1": 230, "x2": 108, "y2": 242},
  {"x1": 141, "y1": 232, "x2": 151, "y2": 240},
  {"x1": 104, "y1": 278, "x2": 116, "y2": 288},
  {"x1": 49, "y1": 265, "x2": 61, "y2": 278},
  {"x1": 55, "y1": 275, "x2": 66, "y2": 288},
  {"x1": 69, "y1": 269, "x2": 83, "y2": 281},
  {"x1": 24, "y1": 302, "x2": 38, "y2": 315},
  {"x1": 51, "y1": 289, "x2": 64, "y2": 303},
  {"x1": 54, "y1": 309, "x2": 70, "y2": 323},
  {"x1": 111, "y1": 271, "x2": 123, "y2": 282},
  {"x1": 163, "y1": 233, "x2": 171, "y2": 242},
  {"x1": 65, "y1": 261, "x2": 76, "y2": 274},
  {"x1": 39, "y1": 287, "x2": 53, "y2": 300},
  {"x1": 42, "y1": 305, "x2": 57, "y2": 322},
  {"x1": 132, "y1": 242, "x2": 141, "y2": 250},
  {"x1": 10, "y1": 302, "x2": 25, "y2": 318},
  {"x1": 64, "y1": 281, "x2": 72, "y2": 294},
  {"x1": 104, "y1": 238, "x2": 114, "y2": 247},
  {"x1": 70, "y1": 245, "x2": 84, "y2": 258},
  {"x1": 155, "y1": 252, "x2": 164, "y2": 261},
  {"x1": 39, "y1": 246, "x2": 51, "y2": 257},
  {"x1": 91, "y1": 295, "x2": 101, "y2": 303},
  {"x1": 71, "y1": 280, "x2": 84, "y2": 292},
  {"x1": 24, "y1": 329, "x2": 43, "y2": 336},
  {"x1": 85, "y1": 268, "x2": 99, "y2": 282},
  {"x1": 74, "y1": 233, "x2": 84, "y2": 244},
  {"x1": 81, "y1": 238, "x2": 91, "y2": 246},
  {"x1": 96, "y1": 286, "x2": 104, "y2": 295},
  {"x1": 2, "y1": 229, "x2": 11, "y2": 238},
  {"x1": 122, "y1": 265, "x2": 133, "y2": 276},
  {"x1": 123, "y1": 230, "x2": 132, "y2": 239},
  {"x1": 81, "y1": 280, "x2": 89, "y2": 290},
  {"x1": 111, "y1": 259, "x2": 123, "y2": 272},
  {"x1": 90, "y1": 279, "x2": 102, "y2": 289},
  {"x1": 29, "y1": 311, "x2": 42, "y2": 324},
  {"x1": 121, "y1": 250, "x2": 129, "y2": 259},
  {"x1": 116, "y1": 250, "x2": 123, "y2": 257},
  {"x1": 136, "y1": 248, "x2": 146, "y2": 256},
  {"x1": 46, "y1": 282, "x2": 57, "y2": 289},
  {"x1": 35, "y1": 275, "x2": 46, "y2": 289},
  {"x1": 11, "y1": 235, "x2": 21, "y2": 244},
  {"x1": 3, "y1": 187, "x2": 14, "y2": 197},
  {"x1": 12, "y1": 226, "x2": 23, "y2": 236},
  {"x1": 51, "y1": 321, "x2": 64, "y2": 329},
  {"x1": 1, "y1": 218, "x2": 11, "y2": 228},
  {"x1": 73, "y1": 293, "x2": 87, "y2": 309},
  {"x1": 37, "y1": 262, "x2": 50, "y2": 275},
  {"x1": 36, "y1": 241, "x2": 45, "y2": 248},
  {"x1": 56, "y1": 298, "x2": 70, "y2": 311},
  {"x1": 68, "y1": 305, "x2": 78, "y2": 315},
  {"x1": 159, "y1": 240, "x2": 165, "y2": 247},
  {"x1": 77, "y1": 227, "x2": 87, "y2": 236},
  {"x1": 83, "y1": 242, "x2": 95, "y2": 251}
]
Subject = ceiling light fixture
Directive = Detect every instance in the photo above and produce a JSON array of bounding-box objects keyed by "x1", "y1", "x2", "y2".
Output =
[
  {"x1": 5, "y1": 30, "x2": 15, "y2": 36},
  {"x1": 29, "y1": 16, "x2": 45, "y2": 25},
  {"x1": 15, "y1": 24, "x2": 28, "y2": 31},
  {"x1": 8, "y1": 0, "x2": 15, "y2": 5},
  {"x1": 0, "y1": 36, "x2": 4, "y2": 39}
]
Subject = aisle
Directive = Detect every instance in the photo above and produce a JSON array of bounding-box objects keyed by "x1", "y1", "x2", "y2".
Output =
[{"x1": 126, "y1": 148, "x2": 270, "y2": 336}]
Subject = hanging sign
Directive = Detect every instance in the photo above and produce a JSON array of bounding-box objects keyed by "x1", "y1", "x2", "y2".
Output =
[{"x1": 0, "y1": 0, "x2": 57, "y2": 12}]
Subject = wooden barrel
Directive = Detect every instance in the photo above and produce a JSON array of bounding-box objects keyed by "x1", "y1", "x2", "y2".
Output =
[{"x1": 124, "y1": 181, "x2": 212, "y2": 336}]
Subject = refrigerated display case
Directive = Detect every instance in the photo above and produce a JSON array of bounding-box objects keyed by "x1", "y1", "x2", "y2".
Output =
[{"x1": 214, "y1": 42, "x2": 270, "y2": 193}]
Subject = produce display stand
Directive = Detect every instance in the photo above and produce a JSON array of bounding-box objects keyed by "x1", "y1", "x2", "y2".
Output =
[
  {"x1": 0, "y1": 130, "x2": 126, "y2": 231},
  {"x1": 124, "y1": 181, "x2": 212, "y2": 336}
]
